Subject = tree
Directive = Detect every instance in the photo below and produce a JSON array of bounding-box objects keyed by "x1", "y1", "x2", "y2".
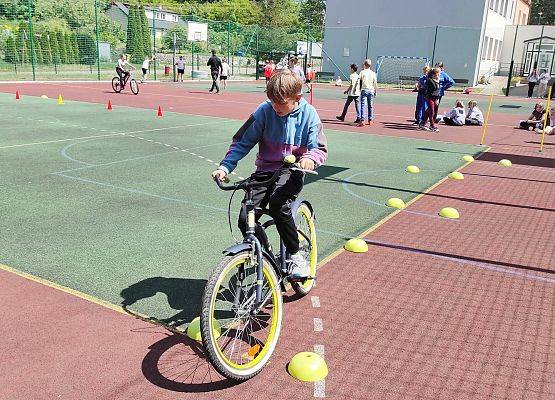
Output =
[
  {"x1": 4, "y1": 36, "x2": 19, "y2": 64},
  {"x1": 35, "y1": 38, "x2": 44, "y2": 64},
  {"x1": 17, "y1": 22, "x2": 30, "y2": 64},
  {"x1": 162, "y1": 25, "x2": 188, "y2": 52},
  {"x1": 299, "y1": 0, "x2": 325, "y2": 40},
  {"x1": 40, "y1": 33, "x2": 52, "y2": 64},
  {"x1": 258, "y1": 0, "x2": 300, "y2": 27},
  {"x1": 125, "y1": 5, "x2": 138, "y2": 59},
  {"x1": 200, "y1": 0, "x2": 262, "y2": 25},
  {"x1": 76, "y1": 33, "x2": 97, "y2": 65},
  {"x1": 529, "y1": 0, "x2": 555, "y2": 25},
  {"x1": 139, "y1": 5, "x2": 152, "y2": 58},
  {"x1": 50, "y1": 32, "x2": 61, "y2": 65},
  {"x1": 72, "y1": 34, "x2": 80, "y2": 64},
  {"x1": 57, "y1": 31, "x2": 67, "y2": 64},
  {"x1": 65, "y1": 33, "x2": 74, "y2": 63}
]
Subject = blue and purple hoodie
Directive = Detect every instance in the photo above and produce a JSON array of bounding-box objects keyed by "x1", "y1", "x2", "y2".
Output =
[{"x1": 219, "y1": 98, "x2": 327, "y2": 174}]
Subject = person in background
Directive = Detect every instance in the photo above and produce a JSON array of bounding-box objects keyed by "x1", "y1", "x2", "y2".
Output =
[
  {"x1": 421, "y1": 67, "x2": 441, "y2": 132},
  {"x1": 116, "y1": 54, "x2": 135, "y2": 86},
  {"x1": 358, "y1": 59, "x2": 378, "y2": 126},
  {"x1": 140, "y1": 55, "x2": 154, "y2": 83},
  {"x1": 305, "y1": 63, "x2": 314, "y2": 93},
  {"x1": 537, "y1": 69, "x2": 550, "y2": 98},
  {"x1": 442, "y1": 99, "x2": 465, "y2": 126},
  {"x1": 220, "y1": 58, "x2": 230, "y2": 90},
  {"x1": 335, "y1": 76, "x2": 343, "y2": 86},
  {"x1": 518, "y1": 103, "x2": 545, "y2": 131},
  {"x1": 288, "y1": 57, "x2": 306, "y2": 84},
  {"x1": 175, "y1": 55, "x2": 185, "y2": 82},
  {"x1": 414, "y1": 66, "x2": 430, "y2": 126},
  {"x1": 434, "y1": 61, "x2": 455, "y2": 120},
  {"x1": 207, "y1": 49, "x2": 223, "y2": 94},
  {"x1": 527, "y1": 68, "x2": 538, "y2": 98},
  {"x1": 264, "y1": 60, "x2": 274, "y2": 88},
  {"x1": 465, "y1": 100, "x2": 484, "y2": 125},
  {"x1": 336, "y1": 64, "x2": 361, "y2": 124}
]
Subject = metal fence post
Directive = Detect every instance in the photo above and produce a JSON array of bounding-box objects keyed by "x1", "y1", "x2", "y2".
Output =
[
  {"x1": 505, "y1": 25, "x2": 519, "y2": 97},
  {"x1": 26, "y1": 0, "x2": 36, "y2": 80},
  {"x1": 152, "y1": 16, "x2": 157, "y2": 80},
  {"x1": 431, "y1": 25, "x2": 438, "y2": 66},
  {"x1": 227, "y1": 20, "x2": 231, "y2": 64},
  {"x1": 94, "y1": 0, "x2": 101, "y2": 80}
]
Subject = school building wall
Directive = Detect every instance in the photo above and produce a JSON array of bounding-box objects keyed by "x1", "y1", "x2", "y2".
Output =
[{"x1": 322, "y1": 0, "x2": 489, "y2": 86}]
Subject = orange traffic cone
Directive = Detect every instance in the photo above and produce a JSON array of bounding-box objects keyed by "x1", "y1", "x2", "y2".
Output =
[
  {"x1": 157, "y1": 105, "x2": 163, "y2": 117},
  {"x1": 15, "y1": 90, "x2": 20, "y2": 100},
  {"x1": 107, "y1": 100, "x2": 112, "y2": 110}
]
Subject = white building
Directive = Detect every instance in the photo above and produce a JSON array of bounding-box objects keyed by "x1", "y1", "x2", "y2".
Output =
[{"x1": 322, "y1": 0, "x2": 530, "y2": 85}]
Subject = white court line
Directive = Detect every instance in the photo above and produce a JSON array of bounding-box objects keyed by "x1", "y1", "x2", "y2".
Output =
[
  {"x1": 313, "y1": 345, "x2": 326, "y2": 398},
  {"x1": 313, "y1": 318, "x2": 323, "y2": 332},
  {"x1": 0, "y1": 133, "x2": 120, "y2": 149},
  {"x1": 311, "y1": 296, "x2": 321, "y2": 308}
]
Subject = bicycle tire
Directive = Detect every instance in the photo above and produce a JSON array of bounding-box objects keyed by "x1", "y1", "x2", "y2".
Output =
[
  {"x1": 130, "y1": 79, "x2": 139, "y2": 95},
  {"x1": 201, "y1": 251, "x2": 282, "y2": 381},
  {"x1": 112, "y1": 77, "x2": 122, "y2": 93},
  {"x1": 291, "y1": 203, "x2": 317, "y2": 296}
]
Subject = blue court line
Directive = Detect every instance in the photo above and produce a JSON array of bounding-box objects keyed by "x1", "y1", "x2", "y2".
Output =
[
  {"x1": 54, "y1": 172, "x2": 231, "y2": 214},
  {"x1": 60, "y1": 139, "x2": 103, "y2": 166},
  {"x1": 316, "y1": 228, "x2": 555, "y2": 284}
]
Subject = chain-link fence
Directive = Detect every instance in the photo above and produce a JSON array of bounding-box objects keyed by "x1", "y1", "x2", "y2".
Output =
[{"x1": 0, "y1": 0, "x2": 319, "y2": 81}]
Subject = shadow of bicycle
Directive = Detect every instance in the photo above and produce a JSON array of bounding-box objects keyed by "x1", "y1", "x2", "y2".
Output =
[{"x1": 142, "y1": 333, "x2": 240, "y2": 392}]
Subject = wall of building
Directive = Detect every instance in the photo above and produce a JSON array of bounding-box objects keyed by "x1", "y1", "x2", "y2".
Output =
[
  {"x1": 513, "y1": 0, "x2": 531, "y2": 25},
  {"x1": 499, "y1": 25, "x2": 555, "y2": 75},
  {"x1": 322, "y1": 0, "x2": 488, "y2": 85}
]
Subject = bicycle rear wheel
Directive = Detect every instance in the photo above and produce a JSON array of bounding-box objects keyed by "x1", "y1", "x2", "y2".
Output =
[
  {"x1": 130, "y1": 79, "x2": 139, "y2": 95},
  {"x1": 201, "y1": 251, "x2": 282, "y2": 381},
  {"x1": 112, "y1": 77, "x2": 122, "y2": 93},
  {"x1": 291, "y1": 203, "x2": 317, "y2": 296}
]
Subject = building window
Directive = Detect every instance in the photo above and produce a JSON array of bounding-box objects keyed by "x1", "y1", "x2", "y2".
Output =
[
  {"x1": 489, "y1": 0, "x2": 494, "y2": 10},
  {"x1": 482, "y1": 36, "x2": 489, "y2": 59},
  {"x1": 523, "y1": 13, "x2": 528, "y2": 25}
]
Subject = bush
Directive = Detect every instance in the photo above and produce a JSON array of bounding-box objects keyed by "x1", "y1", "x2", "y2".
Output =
[{"x1": 76, "y1": 33, "x2": 96, "y2": 64}]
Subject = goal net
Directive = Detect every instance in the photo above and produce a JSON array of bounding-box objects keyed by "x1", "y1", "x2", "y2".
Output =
[{"x1": 375, "y1": 56, "x2": 430, "y2": 86}]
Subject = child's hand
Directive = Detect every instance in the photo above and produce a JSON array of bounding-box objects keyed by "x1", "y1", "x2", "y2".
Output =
[
  {"x1": 299, "y1": 158, "x2": 315, "y2": 171},
  {"x1": 212, "y1": 169, "x2": 227, "y2": 181}
]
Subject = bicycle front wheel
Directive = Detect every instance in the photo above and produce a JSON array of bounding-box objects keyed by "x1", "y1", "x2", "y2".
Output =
[
  {"x1": 111, "y1": 77, "x2": 122, "y2": 93},
  {"x1": 292, "y1": 203, "x2": 317, "y2": 296},
  {"x1": 130, "y1": 79, "x2": 139, "y2": 95},
  {"x1": 201, "y1": 251, "x2": 282, "y2": 381}
]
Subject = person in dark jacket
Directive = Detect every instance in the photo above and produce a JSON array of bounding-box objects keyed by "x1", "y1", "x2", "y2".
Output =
[
  {"x1": 420, "y1": 67, "x2": 441, "y2": 132},
  {"x1": 434, "y1": 62, "x2": 455, "y2": 120},
  {"x1": 207, "y1": 49, "x2": 223, "y2": 94},
  {"x1": 414, "y1": 66, "x2": 430, "y2": 125}
]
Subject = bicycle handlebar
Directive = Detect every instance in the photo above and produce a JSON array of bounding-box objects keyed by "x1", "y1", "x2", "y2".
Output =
[{"x1": 214, "y1": 163, "x2": 318, "y2": 191}]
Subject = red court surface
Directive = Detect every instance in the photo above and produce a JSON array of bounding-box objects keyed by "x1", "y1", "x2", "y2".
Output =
[{"x1": 1, "y1": 81, "x2": 554, "y2": 399}]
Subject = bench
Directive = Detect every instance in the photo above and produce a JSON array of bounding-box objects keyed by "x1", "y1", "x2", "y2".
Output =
[
  {"x1": 454, "y1": 78, "x2": 469, "y2": 86},
  {"x1": 398, "y1": 75, "x2": 420, "y2": 90},
  {"x1": 315, "y1": 71, "x2": 335, "y2": 82}
]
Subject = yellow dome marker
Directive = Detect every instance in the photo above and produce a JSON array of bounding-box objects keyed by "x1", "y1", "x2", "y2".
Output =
[
  {"x1": 439, "y1": 207, "x2": 460, "y2": 219},
  {"x1": 40, "y1": 94, "x2": 49, "y2": 99},
  {"x1": 287, "y1": 352, "x2": 328, "y2": 382},
  {"x1": 186, "y1": 317, "x2": 221, "y2": 342},
  {"x1": 448, "y1": 171, "x2": 464, "y2": 180},
  {"x1": 386, "y1": 197, "x2": 406, "y2": 209},
  {"x1": 344, "y1": 238, "x2": 368, "y2": 253},
  {"x1": 462, "y1": 155, "x2": 474, "y2": 162},
  {"x1": 57, "y1": 94, "x2": 64, "y2": 105},
  {"x1": 498, "y1": 159, "x2": 512, "y2": 167},
  {"x1": 406, "y1": 165, "x2": 420, "y2": 174}
]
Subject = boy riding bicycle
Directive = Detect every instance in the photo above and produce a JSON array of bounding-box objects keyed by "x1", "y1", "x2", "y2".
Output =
[
  {"x1": 116, "y1": 54, "x2": 136, "y2": 86},
  {"x1": 212, "y1": 70, "x2": 327, "y2": 279}
]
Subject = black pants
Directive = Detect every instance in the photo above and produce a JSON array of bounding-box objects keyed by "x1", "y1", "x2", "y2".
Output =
[
  {"x1": 443, "y1": 117, "x2": 457, "y2": 125},
  {"x1": 116, "y1": 67, "x2": 129, "y2": 86},
  {"x1": 238, "y1": 169, "x2": 304, "y2": 255},
  {"x1": 210, "y1": 70, "x2": 220, "y2": 92},
  {"x1": 339, "y1": 95, "x2": 361, "y2": 120},
  {"x1": 465, "y1": 117, "x2": 482, "y2": 126},
  {"x1": 528, "y1": 82, "x2": 536, "y2": 97}
]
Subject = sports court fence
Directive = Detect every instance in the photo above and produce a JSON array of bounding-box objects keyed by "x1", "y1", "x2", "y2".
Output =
[{"x1": 0, "y1": 0, "x2": 320, "y2": 81}]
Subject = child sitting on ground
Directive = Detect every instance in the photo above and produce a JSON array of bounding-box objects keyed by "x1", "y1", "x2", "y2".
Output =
[
  {"x1": 212, "y1": 70, "x2": 328, "y2": 279},
  {"x1": 334, "y1": 76, "x2": 343, "y2": 86},
  {"x1": 519, "y1": 103, "x2": 545, "y2": 131},
  {"x1": 442, "y1": 99, "x2": 465, "y2": 126},
  {"x1": 465, "y1": 100, "x2": 484, "y2": 125},
  {"x1": 537, "y1": 106, "x2": 554, "y2": 135}
]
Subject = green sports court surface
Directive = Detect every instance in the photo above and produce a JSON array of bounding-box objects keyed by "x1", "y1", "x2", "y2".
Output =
[{"x1": 0, "y1": 92, "x2": 484, "y2": 326}]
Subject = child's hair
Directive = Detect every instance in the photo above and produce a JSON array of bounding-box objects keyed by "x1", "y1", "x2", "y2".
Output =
[
  {"x1": 427, "y1": 67, "x2": 440, "y2": 78},
  {"x1": 289, "y1": 56, "x2": 298, "y2": 65},
  {"x1": 267, "y1": 70, "x2": 302, "y2": 104},
  {"x1": 535, "y1": 102, "x2": 544, "y2": 110},
  {"x1": 211, "y1": 49, "x2": 217, "y2": 55},
  {"x1": 455, "y1": 99, "x2": 464, "y2": 108},
  {"x1": 350, "y1": 63, "x2": 358, "y2": 72},
  {"x1": 435, "y1": 61, "x2": 444, "y2": 69},
  {"x1": 362, "y1": 59, "x2": 371, "y2": 68},
  {"x1": 423, "y1": 66, "x2": 431, "y2": 74},
  {"x1": 468, "y1": 100, "x2": 477, "y2": 108}
]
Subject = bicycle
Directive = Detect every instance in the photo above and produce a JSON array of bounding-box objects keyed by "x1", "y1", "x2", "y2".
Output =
[
  {"x1": 200, "y1": 156, "x2": 318, "y2": 381},
  {"x1": 112, "y1": 71, "x2": 139, "y2": 95}
]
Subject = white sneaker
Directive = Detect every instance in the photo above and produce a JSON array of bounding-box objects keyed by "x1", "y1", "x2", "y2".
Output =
[{"x1": 289, "y1": 253, "x2": 309, "y2": 279}]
